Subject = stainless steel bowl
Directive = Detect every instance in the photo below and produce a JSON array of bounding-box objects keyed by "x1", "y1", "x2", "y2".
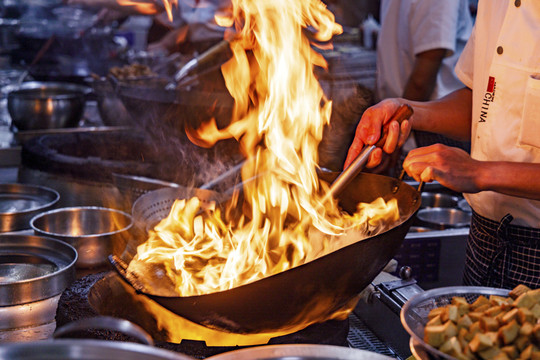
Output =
[
  {"x1": 0, "y1": 183, "x2": 60, "y2": 232},
  {"x1": 30, "y1": 206, "x2": 133, "y2": 268},
  {"x1": 416, "y1": 208, "x2": 471, "y2": 230},
  {"x1": 7, "y1": 81, "x2": 91, "y2": 131},
  {"x1": 420, "y1": 192, "x2": 459, "y2": 209}
]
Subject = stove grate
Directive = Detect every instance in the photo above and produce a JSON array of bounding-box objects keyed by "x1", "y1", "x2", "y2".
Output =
[{"x1": 347, "y1": 313, "x2": 402, "y2": 359}]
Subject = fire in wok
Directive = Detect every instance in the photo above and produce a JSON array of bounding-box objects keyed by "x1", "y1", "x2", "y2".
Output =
[{"x1": 113, "y1": 0, "x2": 420, "y2": 334}]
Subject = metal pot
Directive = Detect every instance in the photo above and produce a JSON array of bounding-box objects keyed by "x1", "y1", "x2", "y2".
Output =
[
  {"x1": 420, "y1": 193, "x2": 459, "y2": 209},
  {"x1": 7, "y1": 81, "x2": 91, "y2": 131},
  {"x1": 30, "y1": 206, "x2": 133, "y2": 268},
  {"x1": 0, "y1": 234, "x2": 77, "y2": 307},
  {"x1": 0, "y1": 183, "x2": 59, "y2": 232},
  {"x1": 112, "y1": 171, "x2": 422, "y2": 333}
]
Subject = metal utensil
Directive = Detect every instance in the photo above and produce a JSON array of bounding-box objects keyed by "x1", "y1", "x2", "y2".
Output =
[
  {"x1": 166, "y1": 39, "x2": 231, "y2": 90},
  {"x1": 326, "y1": 104, "x2": 414, "y2": 201}
]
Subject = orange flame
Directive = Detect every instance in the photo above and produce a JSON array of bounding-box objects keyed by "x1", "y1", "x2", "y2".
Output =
[
  {"x1": 128, "y1": 0, "x2": 398, "y2": 323},
  {"x1": 116, "y1": 0, "x2": 177, "y2": 21}
]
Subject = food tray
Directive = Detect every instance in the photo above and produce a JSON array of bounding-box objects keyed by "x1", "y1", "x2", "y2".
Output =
[
  {"x1": 0, "y1": 183, "x2": 60, "y2": 232},
  {"x1": 400, "y1": 286, "x2": 510, "y2": 360}
]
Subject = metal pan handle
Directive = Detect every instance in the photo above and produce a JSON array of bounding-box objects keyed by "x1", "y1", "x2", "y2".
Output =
[{"x1": 53, "y1": 316, "x2": 154, "y2": 345}]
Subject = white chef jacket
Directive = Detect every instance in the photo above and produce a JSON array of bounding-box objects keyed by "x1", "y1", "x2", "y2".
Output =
[
  {"x1": 376, "y1": 0, "x2": 472, "y2": 101},
  {"x1": 455, "y1": 0, "x2": 540, "y2": 227}
]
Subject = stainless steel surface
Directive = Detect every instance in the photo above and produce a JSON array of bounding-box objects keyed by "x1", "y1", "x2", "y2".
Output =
[
  {"x1": 6, "y1": 81, "x2": 91, "y2": 131},
  {"x1": 91, "y1": 77, "x2": 132, "y2": 127},
  {"x1": 420, "y1": 193, "x2": 459, "y2": 209},
  {"x1": 209, "y1": 344, "x2": 393, "y2": 360},
  {"x1": 0, "y1": 183, "x2": 59, "y2": 232},
  {"x1": 416, "y1": 208, "x2": 471, "y2": 230},
  {"x1": 54, "y1": 316, "x2": 154, "y2": 345},
  {"x1": 0, "y1": 234, "x2": 77, "y2": 306},
  {"x1": 0, "y1": 339, "x2": 193, "y2": 360},
  {"x1": 400, "y1": 286, "x2": 510, "y2": 360},
  {"x1": 30, "y1": 206, "x2": 133, "y2": 268},
  {"x1": 0, "y1": 294, "x2": 60, "y2": 332},
  {"x1": 14, "y1": 125, "x2": 130, "y2": 144}
]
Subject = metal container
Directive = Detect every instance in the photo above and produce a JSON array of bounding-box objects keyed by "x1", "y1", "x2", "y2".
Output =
[
  {"x1": 0, "y1": 183, "x2": 60, "y2": 232},
  {"x1": 401, "y1": 286, "x2": 509, "y2": 360},
  {"x1": 420, "y1": 192, "x2": 459, "y2": 209},
  {"x1": 416, "y1": 208, "x2": 471, "y2": 230},
  {"x1": 7, "y1": 81, "x2": 91, "y2": 131},
  {"x1": 30, "y1": 206, "x2": 133, "y2": 268},
  {"x1": 0, "y1": 234, "x2": 77, "y2": 307}
]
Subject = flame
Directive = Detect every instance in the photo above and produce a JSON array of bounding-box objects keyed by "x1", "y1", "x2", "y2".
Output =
[
  {"x1": 116, "y1": 0, "x2": 177, "y2": 20},
  {"x1": 128, "y1": 0, "x2": 400, "y2": 329}
]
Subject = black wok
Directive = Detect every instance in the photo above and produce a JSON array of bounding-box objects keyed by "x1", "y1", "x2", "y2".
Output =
[{"x1": 111, "y1": 171, "x2": 421, "y2": 334}]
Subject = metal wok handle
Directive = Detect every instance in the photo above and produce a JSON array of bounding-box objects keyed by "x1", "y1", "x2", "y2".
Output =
[
  {"x1": 53, "y1": 316, "x2": 154, "y2": 345},
  {"x1": 326, "y1": 104, "x2": 414, "y2": 201}
]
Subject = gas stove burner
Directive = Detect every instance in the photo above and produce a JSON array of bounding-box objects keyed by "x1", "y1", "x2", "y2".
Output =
[{"x1": 56, "y1": 271, "x2": 349, "y2": 358}]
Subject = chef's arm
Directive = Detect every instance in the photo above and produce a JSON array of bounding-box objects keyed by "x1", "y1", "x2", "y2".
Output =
[
  {"x1": 474, "y1": 161, "x2": 540, "y2": 201},
  {"x1": 402, "y1": 48, "x2": 447, "y2": 101},
  {"x1": 404, "y1": 86, "x2": 472, "y2": 141}
]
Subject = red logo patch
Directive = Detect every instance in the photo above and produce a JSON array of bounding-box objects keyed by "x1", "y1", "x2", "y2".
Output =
[{"x1": 487, "y1": 76, "x2": 495, "y2": 92}]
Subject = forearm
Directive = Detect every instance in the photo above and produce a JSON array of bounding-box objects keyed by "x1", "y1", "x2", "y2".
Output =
[
  {"x1": 477, "y1": 161, "x2": 540, "y2": 201},
  {"x1": 399, "y1": 87, "x2": 473, "y2": 141},
  {"x1": 402, "y1": 49, "x2": 446, "y2": 101}
]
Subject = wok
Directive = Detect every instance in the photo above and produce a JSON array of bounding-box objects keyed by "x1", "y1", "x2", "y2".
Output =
[
  {"x1": 111, "y1": 171, "x2": 421, "y2": 334},
  {"x1": 115, "y1": 76, "x2": 234, "y2": 141}
]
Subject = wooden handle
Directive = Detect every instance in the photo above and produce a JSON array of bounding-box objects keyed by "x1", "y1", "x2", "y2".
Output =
[{"x1": 374, "y1": 104, "x2": 414, "y2": 148}]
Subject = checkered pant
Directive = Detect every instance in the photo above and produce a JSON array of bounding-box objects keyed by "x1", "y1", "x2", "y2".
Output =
[{"x1": 463, "y1": 211, "x2": 540, "y2": 289}]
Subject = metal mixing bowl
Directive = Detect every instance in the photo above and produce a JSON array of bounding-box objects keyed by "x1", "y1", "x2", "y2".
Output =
[
  {"x1": 416, "y1": 208, "x2": 471, "y2": 230},
  {"x1": 7, "y1": 81, "x2": 91, "y2": 131},
  {"x1": 30, "y1": 206, "x2": 133, "y2": 268}
]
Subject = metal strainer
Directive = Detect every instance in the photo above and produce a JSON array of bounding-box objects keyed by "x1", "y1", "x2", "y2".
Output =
[
  {"x1": 131, "y1": 186, "x2": 229, "y2": 232},
  {"x1": 400, "y1": 286, "x2": 510, "y2": 360}
]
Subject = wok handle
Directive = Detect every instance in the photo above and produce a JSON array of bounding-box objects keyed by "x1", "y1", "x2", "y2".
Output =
[
  {"x1": 326, "y1": 104, "x2": 414, "y2": 200},
  {"x1": 53, "y1": 316, "x2": 154, "y2": 345}
]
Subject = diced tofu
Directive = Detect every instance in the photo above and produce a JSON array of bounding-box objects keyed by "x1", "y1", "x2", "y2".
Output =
[
  {"x1": 486, "y1": 305, "x2": 503, "y2": 317},
  {"x1": 530, "y1": 303, "x2": 540, "y2": 320},
  {"x1": 481, "y1": 316, "x2": 500, "y2": 331},
  {"x1": 425, "y1": 321, "x2": 458, "y2": 348},
  {"x1": 491, "y1": 295, "x2": 511, "y2": 307},
  {"x1": 514, "y1": 335, "x2": 531, "y2": 351},
  {"x1": 517, "y1": 307, "x2": 534, "y2": 324},
  {"x1": 466, "y1": 321, "x2": 482, "y2": 341},
  {"x1": 498, "y1": 319, "x2": 520, "y2": 345},
  {"x1": 501, "y1": 345, "x2": 519, "y2": 359},
  {"x1": 514, "y1": 292, "x2": 535, "y2": 309},
  {"x1": 472, "y1": 296, "x2": 490, "y2": 310},
  {"x1": 478, "y1": 346, "x2": 502, "y2": 360},
  {"x1": 457, "y1": 314, "x2": 473, "y2": 329},
  {"x1": 469, "y1": 311, "x2": 484, "y2": 322},
  {"x1": 427, "y1": 314, "x2": 442, "y2": 326},
  {"x1": 509, "y1": 284, "x2": 531, "y2": 300},
  {"x1": 533, "y1": 323, "x2": 540, "y2": 343},
  {"x1": 520, "y1": 321, "x2": 534, "y2": 337},
  {"x1": 440, "y1": 336, "x2": 462, "y2": 357},
  {"x1": 502, "y1": 308, "x2": 519, "y2": 324},
  {"x1": 428, "y1": 306, "x2": 445, "y2": 320},
  {"x1": 520, "y1": 344, "x2": 534, "y2": 359},
  {"x1": 492, "y1": 351, "x2": 511, "y2": 360},
  {"x1": 469, "y1": 333, "x2": 495, "y2": 352}
]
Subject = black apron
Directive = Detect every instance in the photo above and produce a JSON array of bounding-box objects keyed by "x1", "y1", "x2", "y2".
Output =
[{"x1": 463, "y1": 211, "x2": 540, "y2": 289}]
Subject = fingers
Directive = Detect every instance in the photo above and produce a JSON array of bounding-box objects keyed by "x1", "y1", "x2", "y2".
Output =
[{"x1": 343, "y1": 136, "x2": 365, "y2": 169}]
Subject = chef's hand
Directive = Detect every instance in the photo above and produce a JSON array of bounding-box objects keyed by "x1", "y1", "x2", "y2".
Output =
[
  {"x1": 343, "y1": 98, "x2": 412, "y2": 170},
  {"x1": 403, "y1": 144, "x2": 482, "y2": 193}
]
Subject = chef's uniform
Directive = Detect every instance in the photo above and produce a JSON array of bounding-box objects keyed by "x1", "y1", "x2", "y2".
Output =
[{"x1": 454, "y1": 0, "x2": 540, "y2": 288}]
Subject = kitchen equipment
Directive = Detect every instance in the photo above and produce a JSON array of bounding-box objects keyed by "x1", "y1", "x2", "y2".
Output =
[
  {"x1": 131, "y1": 185, "x2": 229, "y2": 232},
  {"x1": 7, "y1": 81, "x2": 91, "y2": 131},
  {"x1": 416, "y1": 208, "x2": 471, "y2": 230},
  {"x1": 420, "y1": 193, "x2": 459, "y2": 209},
  {"x1": 0, "y1": 233, "x2": 77, "y2": 306},
  {"x1": 329, "y1": 104, "x2": 414, "y2": 199},
  {"x1": 111, "y1": 170, "x2": 422, "y2": 333},
  {"x1": 115, "y1": 74, "x2": 234, "y2": 142},
  {"x1": 90, "y1": 76, "x2": 132, "y2": 126},
  {"x1": 0, "y1": 183, "x2": 59, "y2": 232},
  {"x1": 209, "y1": 344, "x2": 393, "y2": 360},
  {"x1": 401, "y1": 286, "x2": 509, "y2": 360},
  {"x1": 30, "y1": 206, "x2": 133, "y2": 268},
  {"x1": 167, "y1": 39, "x2": 231, "y2": 89}
]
